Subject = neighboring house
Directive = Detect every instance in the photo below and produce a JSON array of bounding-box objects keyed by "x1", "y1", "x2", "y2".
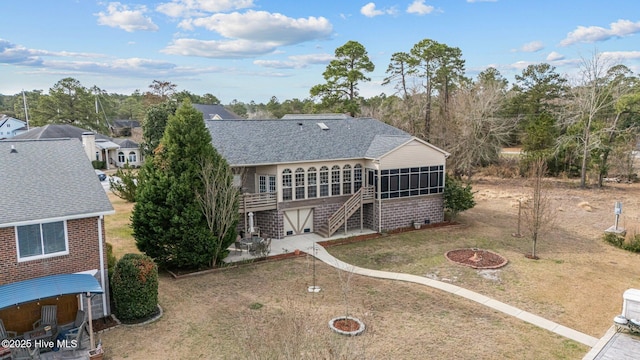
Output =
[
  {"x1": 0, "y1": 115, "x2": 27, "y2": 139},
  {"x1": 193, "y1": 104, "x2": 242, "y2": 120},
  {"x1": 110, "y1": 119, "x2": 140, "y2": 137},
  {"x1": 0, "y1": 139, "x2": 114, "y2": 333},
  {"x1": 206, "y1": 116, "x2": 449, "y2": 239},
  {"x1": 10, "y1": 123, "x2": 143, "y2": 169}
]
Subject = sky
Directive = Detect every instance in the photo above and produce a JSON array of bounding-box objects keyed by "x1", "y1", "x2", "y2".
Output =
[{"x1": 1, "y1": 0, "x2": 640, "y2": 104}]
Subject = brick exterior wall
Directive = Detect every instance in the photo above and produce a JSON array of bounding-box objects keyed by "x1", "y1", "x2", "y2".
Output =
[
  {"x1": 374, "y1": 194, "x2": 444, "y2": 231},
  {"x1": 238, "y1": 194, "x2": 444, "y2": 238},
  {"x1": 0, "y1": 216, "x2": 110, "y2": 319}
]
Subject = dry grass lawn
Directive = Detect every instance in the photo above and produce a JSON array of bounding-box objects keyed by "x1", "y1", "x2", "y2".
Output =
[{"x1": 99, "y1": 177, "x2": 640, "y2": 359}]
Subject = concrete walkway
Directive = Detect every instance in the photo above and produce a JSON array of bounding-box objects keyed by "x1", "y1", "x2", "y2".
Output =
[{"x1": 225, "y1": 231, "x2": 599, "y2": 348}]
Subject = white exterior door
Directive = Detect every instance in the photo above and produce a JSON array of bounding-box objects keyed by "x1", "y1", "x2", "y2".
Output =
[{"x1": 283, "y1": 208, "x2": 314, "y2": 236}]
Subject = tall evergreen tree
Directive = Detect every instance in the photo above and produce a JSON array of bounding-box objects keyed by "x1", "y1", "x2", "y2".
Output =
[
  {"x1": 132, "y1": 101, "x2": 225, "y2": 269},
  {"x1": 310, "y1": 40, "x2": 374, "y2": 116},
  {"x1": 141, "y1": 101, "x2": 178, "y2": 157}
]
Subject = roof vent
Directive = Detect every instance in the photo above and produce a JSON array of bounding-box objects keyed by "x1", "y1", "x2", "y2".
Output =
[
  {"x1": 317, "y1": 122, "x2": 329, "y2": 130},
  {"x1": 10, "y1": 145, "x2": 17, "y2": 153}
]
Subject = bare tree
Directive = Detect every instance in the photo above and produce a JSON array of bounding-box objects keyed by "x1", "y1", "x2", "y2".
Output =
[
  {"x1": 523, "y1": 158, "x2": 555, "y2": 259},
  {"x1": 196, "y1": 158, "x2": 241, "y2": 267},
  {"x1": 559, "y1": 52, "x2": 632, "y2": 188},
  {"x1": 446, "y1": 71, "x2": 515, "y2": 179}
]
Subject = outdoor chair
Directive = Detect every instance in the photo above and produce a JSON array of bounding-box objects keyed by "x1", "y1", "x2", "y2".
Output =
[
  {"x1": 59, "y1": 310, "x2": 85, "y2": 333},
  {"x1": 233, "y1": 241, "x2": 246, "y2": 254},
  {"x1": 57, "y1": 319, "x2": 87, "y2": 354},
  {"x1": 0, "y1": 319, "x2": 17, "y2": 341},
  {"x1": 33, "y1": 305, "x2": 57, "y2": 333},
  {"x1": 10, "y1": 347, "x2": 40, "y2": 360}
]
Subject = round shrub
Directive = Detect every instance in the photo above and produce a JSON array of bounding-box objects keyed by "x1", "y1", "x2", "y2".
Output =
[{"x1": 111, "y1": 253, "x2": 158, "y2": 322}]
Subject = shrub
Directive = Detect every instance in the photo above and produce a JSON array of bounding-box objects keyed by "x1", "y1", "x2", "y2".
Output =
[
  {"x1": 444, "y1": 177, "x2": 476, "y2": 221},
  {"x1": 111, "y1": 253, "x2": 158, "y2": 322},
  {"x1": 603, "y1": 233, "x2": 625, "y2": 247},
  {"x1": 91, "y1": 160, "x2": 106, "y2": 169},
  {"x1": 603, "y1": 232, "x2": 640, "y2": 253}
]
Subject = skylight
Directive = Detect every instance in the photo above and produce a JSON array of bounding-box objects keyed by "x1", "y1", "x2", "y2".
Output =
[{"x1": 317, "y1": 122, "x2": 329, "y2": 130}]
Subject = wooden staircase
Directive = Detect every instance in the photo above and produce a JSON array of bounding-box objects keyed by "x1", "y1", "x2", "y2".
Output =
[{"x1": 316, "y1": 186, "x2": 374, "y2": 238}]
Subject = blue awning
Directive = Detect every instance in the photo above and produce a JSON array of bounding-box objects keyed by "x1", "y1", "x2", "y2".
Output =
[{"x1": 0, "y1": 274, "x2": 103, "y2": 310}]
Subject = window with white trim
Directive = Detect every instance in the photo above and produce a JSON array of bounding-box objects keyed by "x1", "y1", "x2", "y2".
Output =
[
  {"x1": 307, "y1": 167, "x2": 317, "y2": 198},
  {"x1": 331, "y1": 165, "x2": 341, "y2": 196},
  {"x1": 354, "y1": 164, "x2": 363, "y2": 192},
  {"x1": 282, "y1": 169, "x2": 292, "y2": 200},
  {"x1": 258, "y1": 175, "x2": 276, "y2": 193},
  {"x1": 118, "y1": 151, "x2": 125, "y2": 163},
  {"x1": 342, "y1": 165, "x2": 352, "y2": 195},
  {"x1": 128, "y1": 151, "x2": 137, "y2": 162},
  {"x1": 16, "y1": 221, "x2": 68, "y2": 260},
  {"x1": 295, "y1": 168, "x2": 305, "y2": 200},
  {"x1": 319, "y1": 166, "x2": 329, "y2": 197}
]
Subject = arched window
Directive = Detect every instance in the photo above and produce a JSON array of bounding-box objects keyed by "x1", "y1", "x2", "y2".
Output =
[
  {"x1": 128, "y1": 151, "x2": 137, "y2": 163},
  {"x1": 354, "y1": 164, "x2": 363, "y2": 191},
  {"x1": 295, "y1": 168, "x2": 305, "y2": 200},
  {"x1": 282, "y1": 169, "x2": 292, "y2": 200},
  {"x1": 342, "y1": 165, "x2": 352, "y2": 195},
  {"x1": 118, "y1": 151, "x2": 125, "y2": 163},
  {"x1": 331, "y1": 165, "x2": 341, "y2": 196},
  {"x1": 307, "y1": 167, "x2": 317, "y2": 198},
  {"x1": 319, "y1": 166, "x2": 329, "y2": 197}
]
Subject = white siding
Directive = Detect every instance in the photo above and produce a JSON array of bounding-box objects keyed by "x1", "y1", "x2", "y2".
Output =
[{"x1": 378, "y1": 140, "x2": 446, "y2": 169}]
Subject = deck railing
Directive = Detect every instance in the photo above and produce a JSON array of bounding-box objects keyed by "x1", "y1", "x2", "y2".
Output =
[
  {"x1": 239, "y1": 192, "x2": 277, "y2": 213},
  {"x1": 327, "y1": 186, "x2": 374, "y2": 236}
]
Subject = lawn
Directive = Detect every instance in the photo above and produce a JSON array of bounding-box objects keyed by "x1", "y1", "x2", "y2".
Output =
[{"x1": 99, "y1": 177, "x2": 640, "y2": 359}]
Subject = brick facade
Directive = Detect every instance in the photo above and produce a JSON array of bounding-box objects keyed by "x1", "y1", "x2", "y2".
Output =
[
  {"x1": 238, "y1": 193, "x2": 443, "y2": 239},
  {"x1": 0, "y1": 216, "x2": 110, "y2": 319},
  {"x1": 373, "y1": 194, "x2": 444, "y2": 231}
]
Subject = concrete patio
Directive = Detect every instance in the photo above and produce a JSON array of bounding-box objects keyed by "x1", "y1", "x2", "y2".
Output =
[{"x1": 222, "y1": 228, "x2": 377, "y2": 264}]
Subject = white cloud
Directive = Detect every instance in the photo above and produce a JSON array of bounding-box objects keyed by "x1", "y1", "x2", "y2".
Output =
[
  {"x1": 95, "y1": 2, "x2": 158, "y2": 32},
  {"x1": 520, "y1": 41, "x2": 543, "y2": 52},
  {"x1": 360, "y1": 3, "x2": 396, "y2": 18},
  {"x1": 600, "y1": 50, "x2": 640, "y2": 62},
  {"x1": 407, "y1": 0, "x2": 435, "y2": 15},
  {"x1": 162, "y1": 38, "x2": 280, "y2": 58},
  {"x1": 560, "y1": 19, "x2": 640, "y2": 46},
  {"x1": 182, "y1": 10, "x2": 332, "y2": 45},
  {"x1": 156, "y1": 0, "x2": 254, "y2": 18},
  {"x1": 253, "y1": 53, "x2": 334, "y2": 69},
  {"x1": 546, "y1": 51, "x2": 565, "y2": 61},
  {"x1": 0, "y1": 39, "x2": 104, "y2": 67}
]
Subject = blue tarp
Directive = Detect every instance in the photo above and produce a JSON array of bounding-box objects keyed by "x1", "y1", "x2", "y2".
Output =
[{"x1": 0, "y1": 273, "x2": 103, "y2": 309}]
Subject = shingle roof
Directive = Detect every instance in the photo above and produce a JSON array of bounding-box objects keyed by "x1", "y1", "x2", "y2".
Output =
[
  {"x1": 112, "y1": 119, "x2": 140, "y2": 128},
  {"x1": 11, "y1": 124, "x2": 111, "y2": 141},
  {"x1": 206, "y1": 117, "x2": 413, "y2": 166},
  {"x1": 113, "y1": 138, "x2": 139, "y2": 149},
  {"x1": 0, "y1": 139, "x2": 114, "y2": 226},
  {"x1": 193, "y1": 104, "x2": 242, "y2": 120}
]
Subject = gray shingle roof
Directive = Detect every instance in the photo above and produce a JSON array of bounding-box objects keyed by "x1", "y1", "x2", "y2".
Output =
[
  {"x1": 112, "y1": 138, "x2": 139, "y2": 149},
  {"x1": 206, "y1": 117, "x2": 413, "y2": 166},
  {"x1": 193, "y1": 104, "x2": 242, "y2": 120},
  {"x1": 11, "y1": 124, "x2": 111, "y2": 141},
  {"x1": 0, "y1": 139, "x2": 114, "y2": 226}
]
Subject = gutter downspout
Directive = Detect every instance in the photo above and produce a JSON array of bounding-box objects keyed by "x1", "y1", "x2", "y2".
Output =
[
  {"x1": 98, "y1": 215, "x2": 107, "y2": 317},
  {"x1": 375, "y1": 164, "x2": 382, "y2": 233}
]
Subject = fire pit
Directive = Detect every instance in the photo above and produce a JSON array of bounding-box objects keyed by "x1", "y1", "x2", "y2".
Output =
[{"x1": 445, "y1": 248, "x2": 508, "y2": 269}]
